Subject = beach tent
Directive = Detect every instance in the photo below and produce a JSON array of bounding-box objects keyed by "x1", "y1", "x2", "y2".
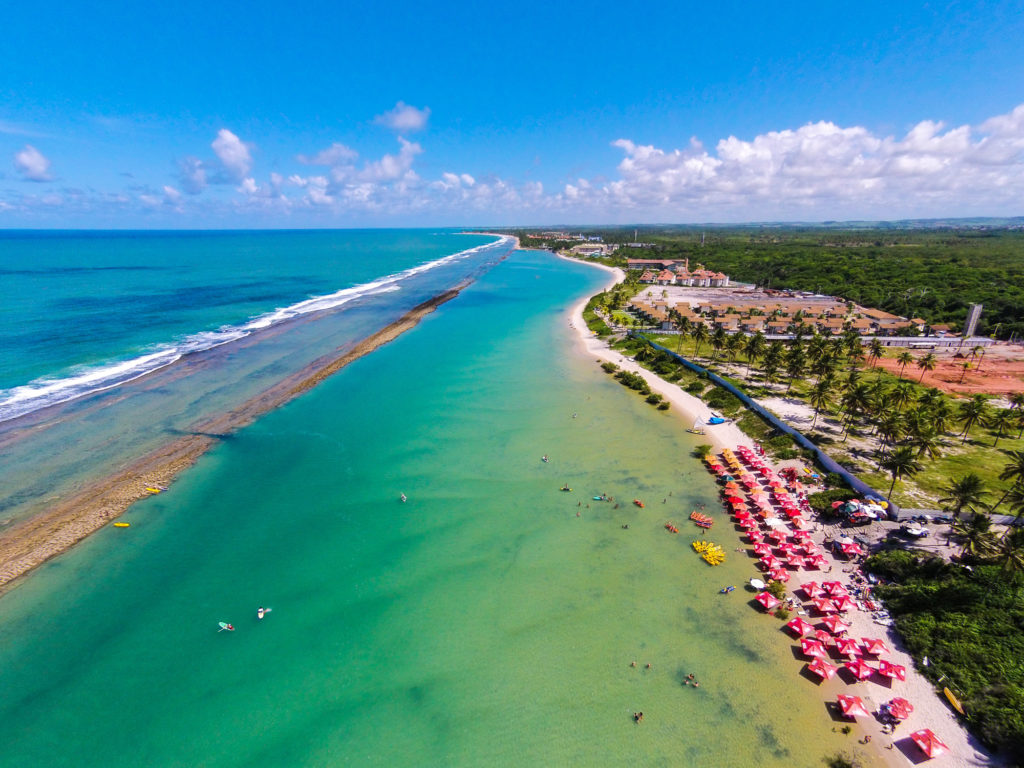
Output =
[
  {"x1": 799, "y1": 637, "x2": 828, "y2": 658},
  {"x1": 836, "y1": 637, "x2": 862, "y2": 658},
  {"x1": 812, "y1": 597, "x2": 838, "y2": 614},
  {"x1": 911, "y1": 729, "x2": 949, "y2": 759},
  {"x1": 755, "y1": 592, "x2": 780, "y2": 611},
  {"x1": 845, "y1": 658, "x2": 875, "y2": 680},
  {"x1": 877, "y1": 660, "x2": 906, "y2": 681},
  {"x1": 836, "y1": 694, "x2": 871, "y2": 718},
  {"x1": 860, "y1": 637, "x2": 890, "y2": 656},
  {"x1": 801, "y1": 581, "x2": 824, "y2": 599},
  {"x1": 787, "y1": 617, "x2": 815, "y2": 637},
  {"x1": 887, "y1": 698, "x2": 913, "y2": 720},
  {"x1": 807, "y1": 657, "x2": 838, "y2": 680},
  {"x1": 821, "y1": 615, "x2": 851, "y2": 634}
]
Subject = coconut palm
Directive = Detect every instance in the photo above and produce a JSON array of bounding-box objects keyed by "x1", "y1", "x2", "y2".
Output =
[
  {"x1": 875, "y1": 411, "x2": 905, "y2": 457},
  {"x1": 989, "y1": 451, "x2": 1024, "y2": 513},
  {"x1": 809, "y1": 380, "x2": 832, "y2": 429},
  {"x1": 880, "y1": 446, "x2": 923, "y2": 501},
  {"x1": 710, "y1": 326, "x2": 728, "y2": 362},
  {"x1": 784, "y1": 345, "x2": 806, "y2": 393},
  {"x1": 958, "y1": 394, "x2": 990, "y2": 444},
  {"x1": 937, "y1": 473, "x2": 989, "y2": 518},
  {"x1": 995, "y1": 528, "x2": 1024, "y2": 575},
  {"x1": 927, "y1": 398, "x2": 955, "y2": 436},
  {"x1": 971, "y1": 344, "x2": 987, "y2": 373},
  {"x1": 726, "y1": 332, "x2": 745, "y2": 364},
  {"x1": 958, "y1": 360, "x2": 971, "y2": 384},
  {"x1": 691, "y1": 323, "x2": 710, "y2": 359},
  {"x1": 867, "y1": 338, "x2": 884, "y2": 369},
  {"x1": 895, "y1": 350, "x2": 914, "y2": 379},
  {"x1": 987, "y1": 408, "x2": 1017, "y2": 447},
  {"x1": 916, "y1": 352, "x2": 937, "y2": 383},
  {"x1": 949, "y1": 512, "x2": 998, "y2": 559},
  {"x1": 744, "y1": 332, "x2": 766, "y2": 377},
  {"x1": 890, "y1": 381, "x2": 917, "y2": 412},
  {"x1": 908, "y1": 424, "x2": 944, "y2": 461},
  {"x1": 674, "y1": 316, "x2": 691, "y2": 352}
]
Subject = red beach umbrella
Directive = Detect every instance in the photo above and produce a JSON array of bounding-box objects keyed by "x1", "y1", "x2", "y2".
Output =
[
  {"x1": 746, "y1": 530, "x2": 764, "y2": 543},
  {"x1": 825, "y1": 582, "x2": 849, "y2": 597},
  {"x1": 837, "y1": 693, "x2": 871, "y2": 718},
  {"x1": 790, "y1": 518, "x2": 808, "y2": 530},
  {"x1": 836, "y1": 637, "x2": 862, "y2": 658},
  {"x1": 800, "y1": 637, "x2": 828, "y2": 658},
  {"x1": 801, "y1": 581, "x2": 824, "y2": 599},
  {"x1": 812, "y1": 597, "x2": 837, "y2": 614},
  {"x1": 877, "y1": 660, "x2": 906, "y2": 681},
  {"x1": 821, "y1": 580, "x2": 842, "y2": 592},
  {"x1": 821, "y1": 615, "x2": 851, "y2": 634},
  {"x1": 860, "y1": 637, "x2": 890, "y2": 656},
  {"x1": 726, "y1": 495, "x2": 745, "y2": 504},
  {"x1": 769, "y1": 568, "x2": 791, "y2": 582},
  {"x1": 832, "y1": 595, "x2": 855, "y2": 612},
  {"x1": 759, "y1": 555, "x2": 781, "y2": 570},
  {"x1": 887, "y1": 697, "x2": 914, "y2": 720},
  {"x1": 845, "y1": 658, "x2": 875, "y2": 681},
  {"x1": 911, "y1": 729, "x2": 949, "y2": 759},
  {"x1": 840, "y1": 542, "x2": 864, "y2": 557},
  {"x1": 787, "y1": 617, "x2": 815, "y2": 636},
  {"x1": 753, "y1": 542, "x2": 773, "y2": 556},
  {"x1": 740, "y1": 520, "x2": 758, "y2": 531},
  {"x1": 768, "y1": 529, "x2": 787, "y2": 543},
  {"x1": 807, "y1": 657, "x2": 837, "y2": 680},
  {"x1": 806, "y1": 554, "x2": 828, "y2": 569},
  {"x1": 755, "y1": 592, "x2": 780, "y2": 611},
  {"x1": 814, "y1": 629, "x2": 834, "y2": 645},
  {"x1": 786, "y1": 553, "x2": 806, "y2": 569}
]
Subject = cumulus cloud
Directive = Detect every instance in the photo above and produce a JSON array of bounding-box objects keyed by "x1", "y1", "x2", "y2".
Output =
[
  {"x1": 298, "y1": 142, "x2": 358, "y2": 166},
  {"x1": 211, "y1": 129, "x2": 252, "y2": 180},
  {"x1": 178, "y1": 156, "x2": 207, "y2": 194},
  {"x1": 14, "y1": 145, "x2": 52, "y2": 181},
  {"x1": 561, "y1": 104, "x2": 1024, "y2": 219},
  {"x1": 374, "y1": 101, "x2": 430, "y2": 133}
]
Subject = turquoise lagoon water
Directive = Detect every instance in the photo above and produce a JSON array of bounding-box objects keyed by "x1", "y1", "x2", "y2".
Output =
[{"x1": 0, "y1": 248, "x2": 852, "y2": 766}]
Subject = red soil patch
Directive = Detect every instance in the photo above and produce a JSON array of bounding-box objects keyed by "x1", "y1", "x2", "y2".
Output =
[{"x1": 873, "y1": 344, "x2": 1024, "y2": 398}]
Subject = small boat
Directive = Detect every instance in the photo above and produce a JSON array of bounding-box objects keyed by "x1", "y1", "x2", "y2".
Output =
[
  {"x1": 720, "y1": 586, "x2": 736, "y2": 594},
  {"x1": 145, "y1": 487, "x2": 162, "y2": 493},
  {"x1": 707, "y1": 417, "x2": 727, "y2": 425},
  {"x1": 560, "y1": 486, "x2": 573, "y2": 492},
  {"x1": 113, "y1": 522, "x2": 131, "y2": 528},
  {"x1": 687, "y1": 417, "x2": 706, "y2": 435},
  {"x1": 633, "y1": 499, "x2": 644, "y2": 508},
  {"x1": 664, "y1": 522, "x2": 679, "y2": 533},
  {"x1": 689, "y1": 511, "x2": 714, "y2": 528},
  {"x1": 944, "y1": 687, "x2": 966, "y2": 716},
  {"x1": 218, "y1": 622, "x2": 235, "y2": 632}
]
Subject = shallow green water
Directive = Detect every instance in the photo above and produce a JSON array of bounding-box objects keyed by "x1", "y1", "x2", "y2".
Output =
[{"x1": 0, "y1": 251, "x2": 851, "y2": 767}]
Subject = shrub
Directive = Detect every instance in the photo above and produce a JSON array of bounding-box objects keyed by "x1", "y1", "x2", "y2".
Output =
[
  {"x1": 766, "y1": 580, "x2": 787, "y2": 599},
  {"x1": 600, "y1": 361, "x2": 618, "y2": 373},
  {"x1": 645, "y1": 393, "x2": 663, "y2": 405},
  {"x1": 684, "y1": 381, "x2": 705, "y2": 395},
  {"x1": 773, "y1": 606, "x2": 790, "y2": 620},
  {"x1": 693, "y1": 444, "x2": 712, "y2": 458},
  {"x1": 657, "y1": 401, "x2": 670, "y2": 411}
]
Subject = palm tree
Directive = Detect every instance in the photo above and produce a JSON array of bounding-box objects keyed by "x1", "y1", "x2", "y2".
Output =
[
  {"x1": 744, "y1": 332, "x2": 766, "y2": 378},
  {"x1": 987, "y1": 408, "x2": 1017, "y2": 447},
  {"x1": 937, "y1": 473, "x2": 989, "y2": 519},
  {"x1": 784, "y1": 345, "x2": 806, "y2": 393},
  {"x1": 995, "y1": 528, "x2": 1024, "y2": 575},
  {"x1": 927, "y1": 398, "x2": 955, "y2": 436},
  {"x1": 875, "y1": 411, "x2": 905, "y2": 457},
  {"x1": 809, "y1": 380, "x2": 832, "y2": 429},
  {"x1": 949, "y1": 512, "x2": 998, "y2": 559},
  {"x1": 867, "y1": 338, "x2": 884, "y2": 369},
  {"x1": 674, "y1": 316, "x2": 691, "y2": 352},
  {"x1": 726, "y1": 332, "x2": 745, "y2": 364},
  {"x1": 916, "y1": 352, "x2": 937, "y2": 383},
  {"x1": 958, "y1": 394, "x2": 990, "y2": 444},
  {"x1": 909, "y1": 425, "x2": 944, "y2": 461},
  {"x1": 971, "y1": 344, "x2": 986, "y2": 373},
  {"x1": 710, "y1": 326, "x2": 727, "y2": 362},
  {"x1": 958, "y1": 360, "x2": 971, "y2": 384},
  {"x1": 880, "y1": 446, "x2": 923, "y2": 501},
  {"x1": 890, "y1": 381, "x2": 917, "y2": 412},
  {"x1": 895, "y1": 350, "x2": 914, "y2": 379},
  {"x1": 691, "y1": 323, "x2": 709, "y2": 359},
  {"x1": 990, "y1": 451, "x2": 1024, "y2": 513}
]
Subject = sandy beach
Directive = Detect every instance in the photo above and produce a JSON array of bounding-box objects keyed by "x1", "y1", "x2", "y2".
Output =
[
  {"x1": 0, "y1": 285, "x2": 469, "y2": 595},
  {"x1": 561, "y1": 253, "x2": 1001, "y2": 768}
]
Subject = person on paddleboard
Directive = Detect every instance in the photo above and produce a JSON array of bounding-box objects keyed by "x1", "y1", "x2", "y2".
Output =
[{"x1": 258, "y1": 607, "x2": 265, "y2": 620}]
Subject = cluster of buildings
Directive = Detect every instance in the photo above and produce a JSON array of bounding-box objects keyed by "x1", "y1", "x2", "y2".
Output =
[{"x1": 630, "y1": 258, "x2": 731, "y2": 288}]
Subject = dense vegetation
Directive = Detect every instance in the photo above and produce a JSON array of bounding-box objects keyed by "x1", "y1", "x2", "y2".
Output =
[
  {"x1": 506, "y1": 225, "x2": 1024, "y2": 339},
  {"x1": 866, "y1": 549, "x2": 1024, "y2": 759}
]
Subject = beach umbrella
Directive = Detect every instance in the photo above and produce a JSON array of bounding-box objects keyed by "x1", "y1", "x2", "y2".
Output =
[
  {"x1": 807, "y1": 554, "x2": 828, "y2": 569},
  {"x1": 800, "y1": 637, "x2": 828, "y2": 658},
  {"x1": 832, "y1": 595, "x2": 855, "y2": 612},
  {"x1": 840, "y1": 542, "x2": 864, "y2": 557},
  {"x1": 769, "y1": 568, "x2": 791, "y2": 582},
  {"x1": 807, "y1": 657, "x2": 837, "y2": 680},
  {"x1": 814, "y1": 629, "x2": 833, "y2": 645},
  {"x1": 787, "y1": 617, "x2": 815, "y2": 637},
  {"x1": 911, "y1": 729, "x2": 949, "y2": 759},
  {"x1": 759, "y1": 555, "x2": 781, "y2": 570},
  {"x1": 845, "y1": 658, "x2": 875, "y2": 681},
  {"x1": 755, "y1": 592, "x2": 780, "y2": 611},
  {"x1": 726, "y1": 495, "x2": 745, "y2": 504},
  {"x1": 860, "y1": 637, "x2": 890, "y2": 656},
  {"x1": 749, "y1": 578, "x2": 766, "y2": 590},
  {"x1": 836, "y1": 693, "x2": 871, "y2": 718},
  {"x1": 825, "y1": 582, "x2": 849, "y2": 597},
  {"x1": 740, "y1": 520, "x2": 758, "y2": 531},
  {"x1": 776, "y1": 542, "x2": 796, "y2": 553},
  {"x1": 790, "y1": 518, "x2": 808, "y2": 530},
  {"x1": 768, "y1": 529, "x2": 788, "y2": 542},
  {"x1": 812, "y1": 597, "x2": 837, "y2": 614},
  {"x1": 887, "y1": 697, "x2": 914, "y2": 720},
  {"x1": 877, "y1": 660, "x2": 906, "y2": 681},
  {"x1": 786, "y1": 553, "x2": 806, "y2": 569},
  {"x1": 802, "y1": 544, "x2": 821, "y2": 556},
  {"x1": 821, "y1": 615, "x2": 851, "y2": 634},
  {"x1": 746, "y1": 530, "x2": 764, "y2": 543},
  {"x1": 753, "y1": 542, "x2": 773, "y2": 555},
  {"x1": 837, "y1": 638, "x2": 863, "y2": 659},
  {"x1": 801, "y1": 581, "x2": 823, "y2": 599}
]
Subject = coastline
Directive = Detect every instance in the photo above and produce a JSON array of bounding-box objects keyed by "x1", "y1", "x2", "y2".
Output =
[
  {"x1": 0, "y1": 285, "x2": 468, "y2": 595},
  {"x1": 559, "y1": 252, "x2": 999, "y2": 768}
]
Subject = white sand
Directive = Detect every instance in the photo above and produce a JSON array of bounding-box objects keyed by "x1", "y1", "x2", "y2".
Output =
[{"x1": 562, "y1": 254, "x2": 1002, "y2": 768}]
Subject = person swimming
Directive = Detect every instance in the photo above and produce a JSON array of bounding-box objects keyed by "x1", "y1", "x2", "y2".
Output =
[
  {"x1": 400, "y1": 493, "x2": 407, "y2": 502},
  {"x1": 541, "y1": 455, "x2": 549, "y2": 463}
]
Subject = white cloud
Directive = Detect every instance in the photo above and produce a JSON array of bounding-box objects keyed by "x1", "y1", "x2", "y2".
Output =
[
  {"x1": 211, "y1": 129, "x2": 252, "y2": 180},
  {"x1": 162, "y1": 185, "x2": 182, "y2": 204},
  {"x1": 360, "y1": 138, "x2": 422, "y2": 182},
  {"x1": 298, "y1": 142, "x2": 358, "y2": 166},
  {"x1": 178, "y1": 156, "x2": 207, "y2": 194},
  {"x1": 14, "y1": 145, "x2": 52, "y2": 181},
  {"x1": 374, "y1": 101, "x2": 430, "y2": 133}
]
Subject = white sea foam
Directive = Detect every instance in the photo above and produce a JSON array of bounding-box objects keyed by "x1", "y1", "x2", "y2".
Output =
[{"x1": 0, "y1": 237, "x2": 511, "y2": 424}]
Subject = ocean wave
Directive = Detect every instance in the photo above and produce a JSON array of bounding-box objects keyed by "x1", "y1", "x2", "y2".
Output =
[{"x1": 0, "y1": 236, "x2": 511, "y2": 424}]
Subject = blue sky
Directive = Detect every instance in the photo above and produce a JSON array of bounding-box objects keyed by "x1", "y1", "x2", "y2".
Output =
[{"x1": 2, "y1": 0, "x2": 1024, "y2": 227}]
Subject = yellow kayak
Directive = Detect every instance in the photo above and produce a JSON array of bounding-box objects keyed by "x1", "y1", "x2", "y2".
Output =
[
  {"x1": 113, "y1": 522, "x2": 131, "y2": 528},
  {"x1": 145, "y1": 487, "x2": 162, "y2": 493},
  {"x1": 944, "y1": 687, "x2": 965, "y2": 716}
]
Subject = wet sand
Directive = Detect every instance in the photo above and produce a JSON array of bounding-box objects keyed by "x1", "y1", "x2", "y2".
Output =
[{"x1": 0, "y1": 285, "x2": 467, "y2": 594}]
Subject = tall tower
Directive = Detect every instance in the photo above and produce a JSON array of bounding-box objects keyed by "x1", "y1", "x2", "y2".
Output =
[{"x1": 963, "y1": 303, "x2": 983, "y2": 337}]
